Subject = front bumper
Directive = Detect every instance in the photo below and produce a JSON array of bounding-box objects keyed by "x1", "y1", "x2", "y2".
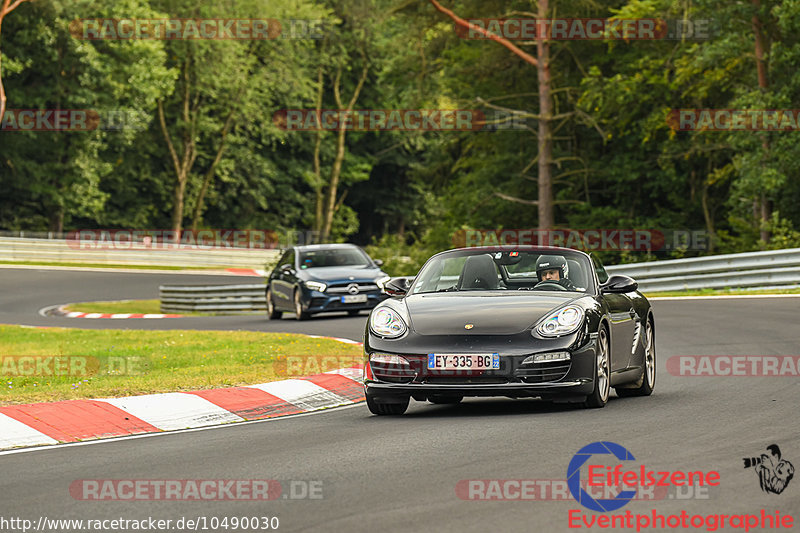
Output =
[
  {"x1": 304, "y1": 290, "x2": 388, "y2": 314},
  {"x1": 364, "y1": 329, "x2": 596, "y2": 401}
]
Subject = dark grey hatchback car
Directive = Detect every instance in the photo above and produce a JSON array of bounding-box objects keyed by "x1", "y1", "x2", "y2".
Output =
[{"x1": 266, "y1": 244, "x2": 391, "y2": 320}]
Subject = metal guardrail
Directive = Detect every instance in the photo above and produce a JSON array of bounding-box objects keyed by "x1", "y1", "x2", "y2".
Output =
[
  {"x1": 160, "y1": 284, "x2": 266, "y2": 313},
  {"x1": 606, "y1": 248, "x2": 800, "y2": 292},
  {"x1": 0, "y1": 237, "x2": 280, "y2": 269},
  {"x1": 155, "y1": 249, "x2": 800, "y2": 313}
]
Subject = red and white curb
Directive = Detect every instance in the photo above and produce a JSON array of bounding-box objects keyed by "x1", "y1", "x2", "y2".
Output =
[
  {"x1": 44, "y1": 304, "x2": 183, "y2": 319},
  {"x1": 226, "y1": 268, "x2": 267, "y2": 277},
  {"x1": 0, "y1": 366, "x2": 365, "y2": 451}
]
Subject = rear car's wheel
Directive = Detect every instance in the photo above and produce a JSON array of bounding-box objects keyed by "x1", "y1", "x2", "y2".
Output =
[
  {"x1": 615, "y1": 317, "x2": 656, "y2": 397},
  {"x1": 266, "y1": 287, "x2": 282, "y2": 320},
  {"x1": 366, "y1": 391, "x2": 409, "y2": 415},
  {"x1": 428, "y1": 395, "x2": 463, "y2": 405},
  {"x1": 347, "y1": 310, "x2": 361, "y2": 317},
  {"x1": 583, "y1": 326, "x2": 610, "y2": 408},
  {"x1": 294, "y1": 289, "x2": 311, "y2": 321}
]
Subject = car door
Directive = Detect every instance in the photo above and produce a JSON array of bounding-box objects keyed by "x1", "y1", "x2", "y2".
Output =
[
  {"x1": 271, "y1": 250, "x2": 296, "y2": 310},
  {"x1": 592, "y1": 255, "x2": 636, "y2": 371}
]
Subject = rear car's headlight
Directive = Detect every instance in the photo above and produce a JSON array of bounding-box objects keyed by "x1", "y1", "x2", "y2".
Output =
[
  {"x1": 535, "y1": 306, "x2": 584, "y2": 337},
  {"x1": 304, "y1": 281, "x2": 327, "y2": 292},
  {"x1": 376, "y1": 276, "x2": 391, "y2": 292},
  {"x1": 370, "y1": 307, "x2": 407, "y2": 338}
]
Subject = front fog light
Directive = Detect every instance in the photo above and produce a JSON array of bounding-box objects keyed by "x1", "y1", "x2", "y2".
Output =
[
  {"x1": 523, "y1": 352, "x2": 571, "y2": 364},
  {"x1": 370, "y1": 353, "x2": 411, "y2": 365}
]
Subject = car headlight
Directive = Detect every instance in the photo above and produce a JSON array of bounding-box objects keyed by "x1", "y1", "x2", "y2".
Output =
[
  {"x1": 303, "y1": 281, "x2": 327, "y2": 292},
  {"x1": 369, "y1": 307, "x2": 407, "y2": 338},
  {"x1": 535, "y1": 306, "x2": 584, "y2": 337},
  {"x1": 375, "y1": 276, "x2": 391, "y2": 291}
]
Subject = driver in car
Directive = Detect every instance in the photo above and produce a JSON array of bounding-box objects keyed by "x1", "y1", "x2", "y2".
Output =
[{"x1": 535, "y1": 255, "x2": 577, "y2": 291}]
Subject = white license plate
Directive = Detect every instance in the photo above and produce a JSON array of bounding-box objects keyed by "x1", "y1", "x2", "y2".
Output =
[
  {"x1": 341, "y1": 294, "x2": 368, "y2": 304},
  {"x1": 427, "y1": 353, "x2": 500, "y2": 370}
]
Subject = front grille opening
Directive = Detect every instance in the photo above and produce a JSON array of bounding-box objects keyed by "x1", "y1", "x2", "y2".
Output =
[
  {"x1": 422, "y1": 377, "x2": 510, "y2": 385},
  {"x1": 516, "y1": 360, "x2": 571, "y2": 384}
]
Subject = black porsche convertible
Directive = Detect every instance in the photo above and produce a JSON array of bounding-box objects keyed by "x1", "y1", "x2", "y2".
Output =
[{"x1": 363, "y1": 246, "x2": 655, "y2": 415}]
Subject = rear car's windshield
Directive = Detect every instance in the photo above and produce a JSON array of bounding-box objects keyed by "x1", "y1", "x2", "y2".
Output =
[
  {"x1": 298, "y1": 248, "x2": 371, "y2": 269},
  {"x1": 411, "y1": 249, "x2": 593, "y2": 294}
]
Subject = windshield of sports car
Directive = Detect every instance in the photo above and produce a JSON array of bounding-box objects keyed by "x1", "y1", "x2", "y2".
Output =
[
  {"x1": 298, "y1": 248, "x2": 372, "y2": 269},
  {"x1": 411, "y1": 249, "x2": 593, "y2": 294}
]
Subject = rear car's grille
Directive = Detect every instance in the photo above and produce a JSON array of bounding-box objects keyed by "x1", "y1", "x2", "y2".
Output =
[
  {"x1": 327, "y1": 283, "x2": 380, "y2": 294},
  {"x1": 515, "y1": 361, "x2": 571, "y2": 383}
]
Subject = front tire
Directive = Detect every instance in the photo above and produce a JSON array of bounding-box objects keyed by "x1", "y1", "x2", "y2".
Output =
[
  {"x1": 266, "y1": 287, "x2": 282, "y2": 320},
  {"x1": 366, "y1": 392, "x2": 409, "y2": 415},
  {"x1": 583, "y1": 326, "x2": 611, "y2": 409},
  {"x1": 616, "y1": 317, "x2": 656, "y2": 397},
  {"x1": 294, "y1": 289, "x2": 311, "y2": 321}
]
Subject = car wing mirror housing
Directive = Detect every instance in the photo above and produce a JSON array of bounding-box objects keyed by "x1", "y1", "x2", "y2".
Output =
[
  {"x1": 373, "y1": 259, "x2": 384, "y2": 267},
  {"x1": 385, "y1": 276, "x2": 414, "y2": 297},
  {"x1": 280, "y1": 264, "x2": 295, "y2": 274},
  {"x1": 601, "y1": 274, "x2": 638, "y2": 294}
]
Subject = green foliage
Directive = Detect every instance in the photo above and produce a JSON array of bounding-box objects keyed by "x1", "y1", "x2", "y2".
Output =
[{"x1": 2, "y1": 0, "x2": 800, "y2": 264}]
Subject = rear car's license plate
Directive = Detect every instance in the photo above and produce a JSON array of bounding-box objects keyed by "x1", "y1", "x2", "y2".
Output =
[
  {"x1": 427, "y1": 353, "x2": 500, "y2": 370},
  {"x1": 341, "y1": 294, "x2": 368, "y2": 304}
]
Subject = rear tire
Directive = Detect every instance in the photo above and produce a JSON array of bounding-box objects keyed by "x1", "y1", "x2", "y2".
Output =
[
  {"x1": 366, "y1": 392, "x2": 409, "y2": 415},
  {"x1": 615, "y1": 317, "x2": 656, "y2": 397},
  {"x1": 583, "y1": 326, "x2": 610, "y2": 409},
  {"x1": 347, "y1": 310, "x2": 361, "y2": 317},
  {"x1": 266, "y1": 287, "x2": 282, "y2": 320}
]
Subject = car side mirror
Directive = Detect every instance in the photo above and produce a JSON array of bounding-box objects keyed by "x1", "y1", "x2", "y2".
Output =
[
  {"x1": 280, "y1": 264, "x2": 295, "y2": 275},
  {"x1": 601, "y1": 274, "x2": 638, "y2": 294},
  {"x1": 373, "y1": 259, "x2": 384, "y2": 267},
  {"x1": 384, "y1": 276, "x2": 414, "y2": 297}
]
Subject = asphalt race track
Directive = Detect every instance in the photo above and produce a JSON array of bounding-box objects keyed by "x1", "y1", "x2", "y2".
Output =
[{"x1": 1, "y1": 267, "x2": 799, "y2": 532}]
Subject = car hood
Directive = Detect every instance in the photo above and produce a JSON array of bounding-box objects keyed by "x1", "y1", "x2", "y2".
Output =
[
  {"x1": 300, "y1": 266, "x2": 385, "y2": 283},
  {"x1": 405, "y1": 292, "x2": 581, "y2": 335}
]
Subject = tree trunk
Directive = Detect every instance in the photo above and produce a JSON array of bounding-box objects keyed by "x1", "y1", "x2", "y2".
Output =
[
  {"x1": 752, "y1": 0, "x2": 771, "y2": 243},
  {"x1": 157, "y1": 61, "x2": 197, "y2": 240},
  {"x1": 320, "y1": 61, "x2": 369, "y2": 243},
  {"x1": 428, "y1": 0, "x2": 553, "y2": 228},
  {"x1": 190, "y1": 108, "x2": 236, "y2": 231},
  {"x1": 701, "y1": 180, "x2": 715, "y2": 254},
  {"x1": 0, "y1": 0, "x2": 32, "y2": 125},
  {"x1": 536, "y1": 0, "x2": 554, "y2": 230},
  {"x1": 312, "y1": 65, "x2": 325, "y2": 237}
]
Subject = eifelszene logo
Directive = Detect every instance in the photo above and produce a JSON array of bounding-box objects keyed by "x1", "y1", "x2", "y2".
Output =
[
  {"x1": 567, "y1": 441, "x2": 721, "y2": 512},
  {"x1": 743, "y1": 444, "x2": 794, "y2": 495},
  {"x1": 567, "y1": 441, "x2": 637, "y2": 512}
]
